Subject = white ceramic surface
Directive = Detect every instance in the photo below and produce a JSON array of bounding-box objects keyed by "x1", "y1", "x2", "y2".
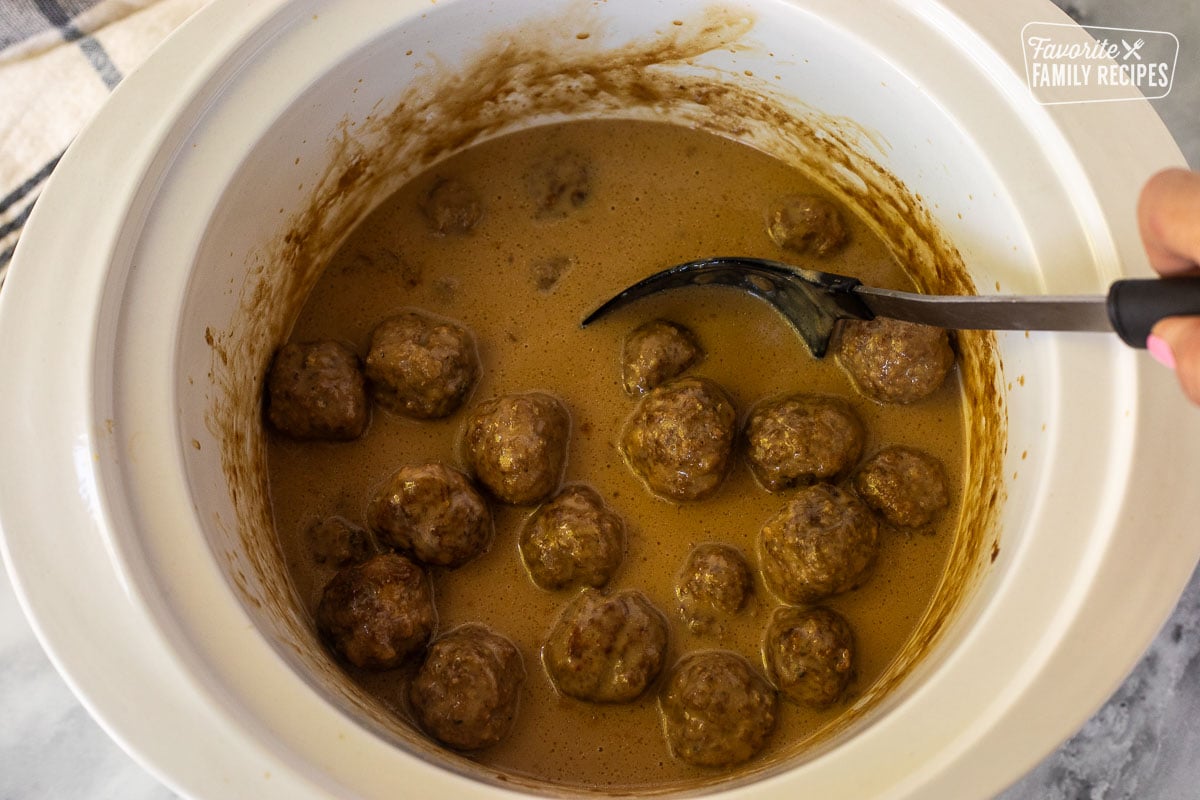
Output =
[{"x1": 2, "y1": 0, "x2": 1198, "y2": 798}]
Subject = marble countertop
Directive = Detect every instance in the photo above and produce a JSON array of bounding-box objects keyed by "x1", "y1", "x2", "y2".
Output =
[{"x1": 3, "y1": 0, "x2": 1200, "y2": 797}]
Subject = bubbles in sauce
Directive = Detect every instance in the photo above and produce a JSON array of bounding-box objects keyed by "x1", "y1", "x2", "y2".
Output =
[{"x1": 265, "y1": 119, "x2": 964, "y2": 790}]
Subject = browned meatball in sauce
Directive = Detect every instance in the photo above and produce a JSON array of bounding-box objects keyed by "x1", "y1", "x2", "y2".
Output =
[
  {"x1": 520, "y1": 485, "x2": 624, "y2": 591},
  {"x1": 306, "y1": 516, "x2": 372, "y2": 567},
  {"x1": 763, "y1": 606, "x2": 856, "y2": 709},
  {"x1": 410, "y1": 624, "x2": 525, "y2": 751},
  {"x1": 853, "y1": 445, "x2": 950, "y2": 529},
  {"x1": 659, "y1": 650, "x2": 778, "y2": 768},
  {"x1": 530, "y1": 255, "x2": 573, "y2": 292},
  {"x1": 542, "y1": 589, "x2": 668, "y2": 704},
  {"x1": 621, "y1": 319, "x2": 704, "y2": 396},
  {"x1": 676, "y1": 543, "x2": 753, "y2": 635},
  {"x1": 421, "y1": 177, "x2": 482, "y2": 235},
  {"x1": 744, "y1": 395, "x2": 865, "y2": 492},
  {"x1": 527, "y1": 151, "x2": 591, "y2": 217},
  {"x1": 759, "y1": 483, "x2": 880, "y2": 604},
  {"x1": 463, "y1": 392, "x2": 570, "y2": 505},
  {"x1": 836, "y1": 317, "x2": 955, "y2": 405},
  {"x1": 316, "y1": 553, "x2": 435, "y2": 670},
  {"x1": 766, "y1": 193, "x2": 849, "y2": 256},
  {"x1": 364, "y1": 310, "x2": 479, "y2": 419},
  {"x1": 620, "y1": 377, "x2": 737, "y2": 502},
  {"x1": 266, "y1": 340, "x2": 367, "y2": 440},
  {"x1": 367, "y1": 463, "x2": 492, "y2": 567}
]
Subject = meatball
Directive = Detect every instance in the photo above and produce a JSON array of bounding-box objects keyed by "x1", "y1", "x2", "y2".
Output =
[
  {"x1": 620, "y1": 377, "x2": 737, "y2": 502},
  {"x1": 307, "y1": 516, "x2": 372, "y2": 567},
  {"x1": 520, "y1": 485, "x2": 625, "y2": 590},
  {"x1": 463, "y1": 392, "x2": 570, "y2": 505},
  {"x1": 364, "y1": 310, "x2": 479, "y2": 419},
  {"x1": 531, "y1": 255, "x2": 573, "y2": 292},
  {"x1": 852, "y1": 446, "x2": 950, "y2": 529},
  {"x1": 410, "y1": 624, "x2": 525, "y2": 750},
  {"x1": 367, "y1": 463, "x2": 492, "y2": 567},
  {"x1": 766, "y1": 193, "x2": 849, "y2": 256},
  {"x1": 836, "y1": 317, "x2": 955, "y2": 405},
  {"x1": 266, "y1": 340, "x2": 368, "y2": 440},
  {"x1": 527, "y1": 151, "x2": 591, "y2": 217},
  {"x1": 763, "y1": 606, "x2": 856, "y2": 709},
  {"x1": 659, "y1": 650, "x2": 778, "y2": 768},
  {"x1": 421, "y1": 177, "x2": 482, "y2": 234},
  {"x1": 744, "y1": 395, "x2": 865, "y2": 492},
  {"x1": 676, "y1": 543, "x2": 753, "y2": 635},
  {"x1": 759, "y1": 483, "x2": 880, "y2": 604},
  {"x1": 315, "y1": 553, "x2": 435, "y2": 670},
  {"x1": 621, "y1": 319, "x2": 704, "y2": 396},
  {"x1": 542, "y1": 589, "x2": 668, "y2": 703}
]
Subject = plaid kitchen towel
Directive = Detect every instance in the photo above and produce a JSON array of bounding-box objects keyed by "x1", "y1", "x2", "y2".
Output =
[{"x1": 0, "y1": 0, "x2": 210, "y2": 286}]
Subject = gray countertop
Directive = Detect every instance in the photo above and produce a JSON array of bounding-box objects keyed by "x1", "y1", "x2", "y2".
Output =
[{"x1": 3, "y1": 0, "x2": 1200, "y2": 797}]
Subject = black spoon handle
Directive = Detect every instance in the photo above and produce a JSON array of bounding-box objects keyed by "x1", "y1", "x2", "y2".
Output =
[{"x1": 1109, "y1": 277, "x2": 1200, "y2": 347}]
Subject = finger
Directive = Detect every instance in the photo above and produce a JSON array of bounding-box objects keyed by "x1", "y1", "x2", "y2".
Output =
[
  {"x1": 1137, "y1": 168, "x2": 1200, "y2": 276},
  {"x1": 1151, "y1": 317, "x2": 1200, "y2": 406}
]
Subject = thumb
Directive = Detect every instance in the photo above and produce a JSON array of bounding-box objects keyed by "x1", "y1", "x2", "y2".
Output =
[{"x1": 1150, "y1": 317, "x2": 1200, "y2": 406}]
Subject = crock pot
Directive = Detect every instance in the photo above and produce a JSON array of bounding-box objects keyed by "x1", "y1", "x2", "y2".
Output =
[{"x1": 2, "y1": 0, "x2": 1199, "y2": 797}]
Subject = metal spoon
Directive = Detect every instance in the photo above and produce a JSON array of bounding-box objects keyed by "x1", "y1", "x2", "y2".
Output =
[{"x1": 580, "y1": 256, "x2": 1200, "y2": 357}]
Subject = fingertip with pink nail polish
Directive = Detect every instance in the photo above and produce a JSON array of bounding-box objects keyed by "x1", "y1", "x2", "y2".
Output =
[{"x1": 1147, "y1": 334, "x2": 1177, "y2": 370}]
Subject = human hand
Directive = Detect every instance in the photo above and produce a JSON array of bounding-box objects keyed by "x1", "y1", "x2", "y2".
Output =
[{"x1": 1137, "y1": 167, "x2": 1200, "y2": 404}]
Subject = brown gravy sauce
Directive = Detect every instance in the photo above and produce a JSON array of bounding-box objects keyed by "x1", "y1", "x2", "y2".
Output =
[{"x1": 266, "y1": 119, "x2": 965, "y2": 789}]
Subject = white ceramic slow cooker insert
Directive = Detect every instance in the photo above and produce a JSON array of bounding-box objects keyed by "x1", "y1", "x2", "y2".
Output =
[{"x1": 2, "y1": 0, "x2": 1200, "y2": 798}]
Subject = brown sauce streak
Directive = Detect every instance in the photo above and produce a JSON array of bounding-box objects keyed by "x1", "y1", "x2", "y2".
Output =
[{"x1": 204, "y1": 5, "x2": 1006, "y2": 795}]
